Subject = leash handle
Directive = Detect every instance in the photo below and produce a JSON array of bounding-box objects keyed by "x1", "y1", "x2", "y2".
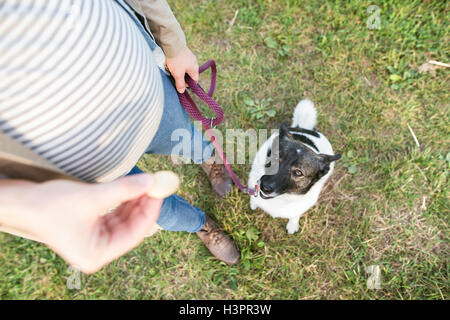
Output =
[
  {"x1": 178, "y1": 60, "x2": 223, "y2": 127},
  {"x1": 197, "y1": 59, "x2": 216, "y2": 97}
]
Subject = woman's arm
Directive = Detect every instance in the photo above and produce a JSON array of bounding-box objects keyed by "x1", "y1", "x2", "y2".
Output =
[
  {"x1": 138, "y1": 0, "x2": 199, "y2": 93},
  {"x1": 138, "y1": 0, "x2": 186, "y2": 58},
  {"x1": 0, "y1": 174, "x2": 162, "y2": 273}
]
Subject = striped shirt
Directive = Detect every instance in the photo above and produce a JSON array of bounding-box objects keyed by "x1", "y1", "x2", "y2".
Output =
[{"x1": 0, "y1": 0, "x2": 164, "y2": 182}]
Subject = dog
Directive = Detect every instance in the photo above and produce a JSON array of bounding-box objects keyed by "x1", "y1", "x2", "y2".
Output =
[{"x1": 249, "y1": 100, "x2": 341, "y2": 234}]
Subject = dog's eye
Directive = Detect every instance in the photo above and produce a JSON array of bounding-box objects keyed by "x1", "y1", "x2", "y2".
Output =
[{"x1": 293, "y1": 169, "x2": 303, "y2": 177}]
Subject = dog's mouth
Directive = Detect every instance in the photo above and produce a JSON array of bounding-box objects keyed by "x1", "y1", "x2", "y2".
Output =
[
  {"x1": 259, "y1": 190, "x2": 277, "y2": 199},
  {"x1": 256, "y1": 179, "x2": 280, "y2": 199}
]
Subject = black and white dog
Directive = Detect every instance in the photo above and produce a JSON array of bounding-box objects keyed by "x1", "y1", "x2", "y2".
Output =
[{"x1": 249, "y1": 100, "x2": 341, "y2": 234}]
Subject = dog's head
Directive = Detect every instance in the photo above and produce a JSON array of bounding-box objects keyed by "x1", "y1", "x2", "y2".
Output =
[{"x1": 259, "y1": 122, "x2": 341, "y2": 199}]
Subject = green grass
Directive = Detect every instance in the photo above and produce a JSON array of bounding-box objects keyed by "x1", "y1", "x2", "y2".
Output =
[{"x1": 1, "y1": 0, "x2": 449, "y2": 299}]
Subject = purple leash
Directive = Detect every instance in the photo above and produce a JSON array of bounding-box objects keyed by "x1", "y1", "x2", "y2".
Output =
[{"x1": 177, "y1": 60, "x2": 257, "y2": 196}]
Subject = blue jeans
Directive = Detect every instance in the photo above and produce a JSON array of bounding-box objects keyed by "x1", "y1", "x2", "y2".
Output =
[{"x1": 117, "y1": 0, "x2": 214, "y2": 233}]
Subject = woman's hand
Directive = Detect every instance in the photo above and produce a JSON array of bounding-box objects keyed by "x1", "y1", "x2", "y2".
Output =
[
  {"x1": 0, "y1": 174, "x2": 163, "y2": 274},
  {"x1": 165, "y1": 46, "x2": 199, "y2": 93}
]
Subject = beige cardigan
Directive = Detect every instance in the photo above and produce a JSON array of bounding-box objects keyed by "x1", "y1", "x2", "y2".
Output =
[{"x1": 125, "y1": 0, "x2": 186, "y2": 58}]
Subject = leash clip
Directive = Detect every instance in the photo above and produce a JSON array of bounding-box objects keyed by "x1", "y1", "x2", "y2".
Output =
[
  {"x1": 243, "y1": 185, "x2": 259, "y2": 197},
  {"x1": 253, "y1": 184, "x2": 259, "y2": 197}
]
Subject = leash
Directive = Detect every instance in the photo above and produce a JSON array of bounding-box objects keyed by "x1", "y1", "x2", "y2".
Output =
[{"x1": 177, "y1": 60, "x2": 257, "y2": 196}]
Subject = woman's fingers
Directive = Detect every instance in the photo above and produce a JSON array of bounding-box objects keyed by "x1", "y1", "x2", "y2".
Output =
[
  {"x1": 89, "y1": 174, "x2": 155, "y2": 210},
  {"x1": 173, "y1": 72, "x2": 187, "y2": 93},
  {"x1": 79, "y1": 196, "x2": 162, "y2": 274},
  {"x1": 96, "y1": 196, "x2": 163, "y2": 269},
  {"x1": 166, "y1": 46, "x2": 199, "y2": 93},
  {"x1": 187, "y1": 61, "x2": 199, "y2": 83}
]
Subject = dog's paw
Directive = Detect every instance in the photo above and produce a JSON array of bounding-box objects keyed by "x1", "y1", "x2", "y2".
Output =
[
  {"x1": 286, "y1": 223, "x2": 299, "y2": 234},
  {"x1": 250, "y1": 201, "x2": 257, "y2": 210}
]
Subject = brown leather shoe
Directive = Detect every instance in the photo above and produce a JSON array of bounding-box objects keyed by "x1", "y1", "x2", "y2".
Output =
[
  {"x1": 196, "y1": 215, "x2": 240, "y2": 265},
  {"x1": 201, "y1": 153, "x2": 233, "y2": 197}
]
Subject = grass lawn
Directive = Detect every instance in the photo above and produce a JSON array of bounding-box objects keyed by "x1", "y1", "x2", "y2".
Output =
[{"x1": 0, "y1": 0, "x2": 448, "y2": 299}]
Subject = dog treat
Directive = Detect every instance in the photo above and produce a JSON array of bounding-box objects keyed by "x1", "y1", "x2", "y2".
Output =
[{"x1": 146, "y1": 171, "x2": 180, "y2": 199}]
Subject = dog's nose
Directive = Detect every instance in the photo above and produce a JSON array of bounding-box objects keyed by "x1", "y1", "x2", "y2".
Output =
[{"x1": 260, "y1": 183, "x2": 274, "y2": 194}]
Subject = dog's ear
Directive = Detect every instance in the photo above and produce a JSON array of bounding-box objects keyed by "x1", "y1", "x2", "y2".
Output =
[
  {"x1": 324, "y1": 153, "x2": 341, "y2": 162},
  {"x1": 279, "y1": 122, "x2": 292, "y2": 139},
  {"x1": 317, "y1": 153, "x2": 341, "y2": 171},
  {"x1": 318, "y1": 153, "x2": 342, "y2": 163}
]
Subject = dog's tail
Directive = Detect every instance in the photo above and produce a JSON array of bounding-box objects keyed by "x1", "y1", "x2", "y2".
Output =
[{"x1": 291, "y1": 99, "x2": 317, "y2": 130}]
